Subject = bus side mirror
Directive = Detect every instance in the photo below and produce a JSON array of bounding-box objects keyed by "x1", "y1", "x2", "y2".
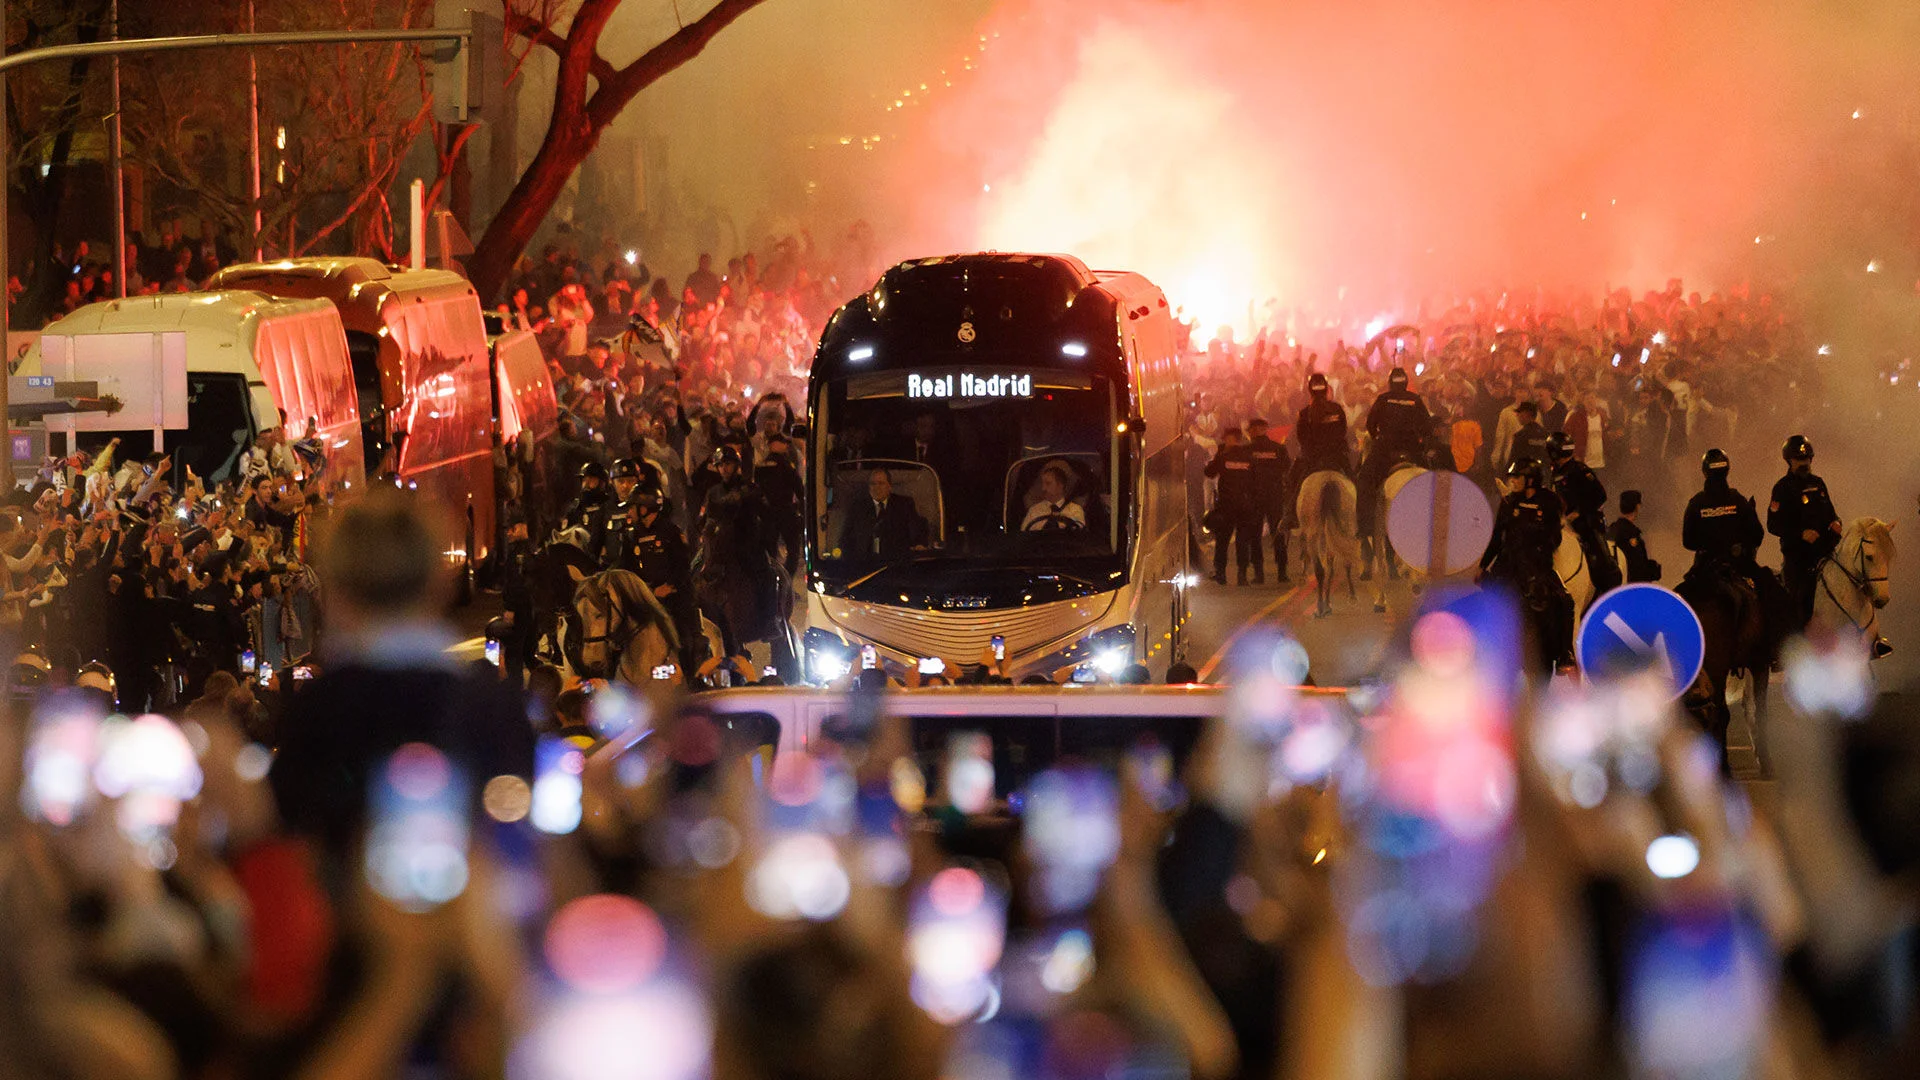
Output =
[
  {"x1": 789, "y1": 423, "x2": 810, "y2": 442},
  {"x1": 1126, "y1": 416, "x2": 1146, "y2": 436}
]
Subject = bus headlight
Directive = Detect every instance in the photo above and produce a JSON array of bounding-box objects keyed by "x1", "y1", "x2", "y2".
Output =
[
  {"x1": 804, "y1": 629, "x2": 854, "y2": 684},
  {"x1": 1094, "y1": 647, "x2": 1129, "y2": 675}
]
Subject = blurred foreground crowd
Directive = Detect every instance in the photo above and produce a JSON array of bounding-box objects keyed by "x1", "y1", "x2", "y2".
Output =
[{"x1": 3, "y1": 494, "x2": 1920, "y2": 1080}]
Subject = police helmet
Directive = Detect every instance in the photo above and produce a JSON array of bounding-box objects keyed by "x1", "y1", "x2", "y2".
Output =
[
  {"x1": 1701, "y1": 447, "x2": 1730, "y2": 476},
  {"x1": 713, "y1": 446, "x2": 743, "y2": 468},
  {"x1": 1782, "y1": 434, "x2": 1813, "y2": 462},
  {"x1": 609, "y1": 458, "x2": 640, "y2": 481},
  {"x1": 1307, "y1": 372, "x2": 1329, "y2": 394},
  {"x1": 579, "y1": 460, "x2": 609, "y2": 482},
  {"x1": 1546, "y1": 431, "x2": 1576, "y2": 460},
  {"x1": 629, "y1": 481, "x2": 665, "y2": 510},
  {"x1": 1505, "y1": 457, "x2": 1540, "y2": 481},
  {"x1": 1388, "y1": 366, "x2": 1409, "y2": 388}
]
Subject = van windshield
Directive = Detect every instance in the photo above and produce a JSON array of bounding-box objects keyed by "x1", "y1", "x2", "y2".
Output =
[{"x1": 75, "y1": 372, "x2": 254, "y2": 482}]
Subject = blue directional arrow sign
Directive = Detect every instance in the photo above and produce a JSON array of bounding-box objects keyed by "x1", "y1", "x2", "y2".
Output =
[{"x1": 1575, "y1": 583, "x2": 1705, "y2": 699}]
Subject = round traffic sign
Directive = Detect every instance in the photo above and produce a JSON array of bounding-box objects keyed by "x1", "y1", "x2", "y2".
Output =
[{"x1": 1574, "y1": 583, "x2": 1706, "y2": 700}]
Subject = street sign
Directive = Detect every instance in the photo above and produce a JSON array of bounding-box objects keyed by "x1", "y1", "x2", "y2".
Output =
[
  {"x1": 1575, "y1": 583, "x2": 1705, "y2": 699},
  {"x1": 1386, "y1": 470, "x2": 1494, "y2": 577}
]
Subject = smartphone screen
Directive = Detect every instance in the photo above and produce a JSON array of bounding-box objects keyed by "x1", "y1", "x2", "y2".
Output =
[
  {"x1": 652, "y1": 663, "x2": 678, "y2": 681},
  {"x1": 291, "y1": 665, "x2": 313, "y2": 682},
  {"x1": 991, "y1": 635, "x2": 1005, "y2": 661},
  {"x1": 860, "y1": 644, "x2": 877, "y2": 670},
  {"x1": 240, "y1": 649, "x2": 256, "y2": 674},
  {"x1": 529, "y1": 736, "x2": 587, "y2": 835},
  {"x1": 363, "y1": 742, "x2": 471, "y2": 911},
  {"x1": 918, "y1": 657, "x2": 945, "y2": 676},
  {"x1": 257, "y1": 662, "x2": 273, "y2": 688},
  {"x1": 485, "y1": 639, "x2": 502, "y2": 668},
  {"x1": 945, "y1": 732, "x2": 995, "y2": 815}
]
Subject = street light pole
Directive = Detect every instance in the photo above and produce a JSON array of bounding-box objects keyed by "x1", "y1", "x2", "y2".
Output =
[{"x1": 110, "y1": 0, "x2": 125, "y2": 298}]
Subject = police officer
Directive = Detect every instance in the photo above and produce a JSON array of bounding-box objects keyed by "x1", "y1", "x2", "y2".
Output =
[
  {"x1": 599, "y1": 459, "x2": 643, "y2": 564},
  {"x1": 1482, "y1": 459, "x2": 1573, "y2": 670},
  {"x1": 1294, "y1": 372, "x2": 1351, "y2": 477},
  {"x1": 1549, "y1": 431, "x2": 1621, "y2": 593},
  {"x1": 562, "y1": 460, "x2": 615, "y2": 555},
  {"x1": 496, "y1": 508, "x2": 535, "y2": 687},
  {"x1": 1606, "y1": 490, "x2": 1662, "y2": 583},
  {"x1": 1245, "y1": 417, "x2": 1291, "y2": 585},
  {"x1": 1288, "y1": 372, "x2": 1350, "y2": 527},
  {"x1": 1204, "y1": 426, "x2": 1258, "y2": 585},
  {"x1": 1682, "y1": 448, "x2": 1763, "y2": 580},
  {"x1": 1507, "y1": 401, "x2": 1551, "y2": 468},
  {"x1": 1767, "y1": 434, "x2": 1841, "y2": 627},
  {"x1": 1358, "y1": 366, "x2": 1433, "y2": 572},
  {"x1": 615, "y1": 480, "x2": 701, "y2": 672},
  {"x1": 755, "y1": 431, "x2": 806, "y2": 576}
]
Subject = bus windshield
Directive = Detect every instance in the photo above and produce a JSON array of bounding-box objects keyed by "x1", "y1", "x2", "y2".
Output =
[{"x1": 813, "y1": 367, "x2": 1128, "y2": 593}]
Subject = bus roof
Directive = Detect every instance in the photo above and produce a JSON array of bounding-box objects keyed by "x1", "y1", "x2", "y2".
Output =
[
  {"x1": 38, "y1": 290, "x2": 340, "y2": 360},
  {"x1": 206, "y1": 257, "x2": 480, "y2": 331}
]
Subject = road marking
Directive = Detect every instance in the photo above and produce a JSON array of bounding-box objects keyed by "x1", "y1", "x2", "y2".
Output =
[{"x1": 1196, "y1": 582, "x2": 1305, "y2": 682}]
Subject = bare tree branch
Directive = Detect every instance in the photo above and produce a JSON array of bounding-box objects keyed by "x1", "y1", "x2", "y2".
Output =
[
  {"x1": 587, "y1": 0, "x2": 766, "y2": 129},
  {"x1": 503, "y1": 8, "x2": 614, "y2": 85}
]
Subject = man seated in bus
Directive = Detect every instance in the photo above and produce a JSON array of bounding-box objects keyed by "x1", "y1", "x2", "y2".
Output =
[
  {"x1": 1021, "y1": 462, "x2": 1087, "y2": 531},
  {"x1": 838, "y1": 468, "x2": 927, "y2": 561}
]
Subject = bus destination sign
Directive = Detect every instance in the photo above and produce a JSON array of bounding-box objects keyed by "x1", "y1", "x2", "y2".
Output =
[{"x1": 906, "y1": 372, "x2": 1033, "y2": 400}]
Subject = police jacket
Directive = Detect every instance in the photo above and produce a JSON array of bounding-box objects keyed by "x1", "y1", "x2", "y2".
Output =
[
  {"x1": 619, "y1": 513, "x2": 694, "y2": 597},
  {"x1": 1508, "y1": 422, "x2": 1551, "y2": 467},
  {"x1": 1553, "y1": 459, "x2": 1608, "y2": 530},
  {"x1": 1606, "y1": 518, "x2": 1661, "y2": 583},
  {"x1": 754, "y1": 459, "x2": 805, "y2": 525},
  {"x1": 1683, "y1": 483, "x2": 1763, "y2": 566},
  {"x1": 1767, "y1": 471, "x2": 1841, "y2": 565},
  {"x1": 1295, "y1": 399, "x2": 1350, "y2": 471},
  {"x1": 500, "y1": 539, "x2": 534, "y2": 616},
  {"x1": 1246, "y1": 434, "x2": 1291, "y2": 506},
  {"x1": 1483, "y1": 486, "x2": 1564, "y2": 574},
  {"x1": 564, "y1": 485, "x2": 614, "y2": 545},
  {"x1": 1365, "y1": 390, "x2": 1432, "y2": 458},
  {"x1": 1205, "y1": 444, "x2": 1257, "y2": 507}
]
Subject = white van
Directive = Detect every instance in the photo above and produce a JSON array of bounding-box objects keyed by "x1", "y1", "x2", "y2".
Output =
[{"x1": 30, "y1": 291, "x2": 366, "y2": 487}]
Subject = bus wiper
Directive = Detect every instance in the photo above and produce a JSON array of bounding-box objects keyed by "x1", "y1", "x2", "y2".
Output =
[
  {"x1": 844, "y1": 553, "x2": 948, "y2": 590},
  {"x1": 1007, "y1": 566, "x2": 1099, "y2": 589}
]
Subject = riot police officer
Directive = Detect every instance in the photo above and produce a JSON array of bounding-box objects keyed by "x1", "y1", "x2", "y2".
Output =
[
  {"x1": 616, "y1": 480, "x2": 701, "y2": 671},
  {"x1": 1294, "y1": 372, "x2": 1351, "y2": 476},
  {"x1": 1482, "y1": 459, "x2": 1573, "y2": 670},
  {"x1": 1204, "y1": 426, "x2": 1258, "y2": 585},
  {"x1": 1358, "y1": 366, "x2": 1433, "y2": 573},
  {"x1": 1549, "y1": 431, "x2": 1621, "y2": 594},
  {"x1": 1245, "y1": 417, "x2": 1291, "y2": 585},
  {"x1": 599, "y1": 459, "x2": 643, "y2": 564},
  {"x1": 1288, "y1": 372, "x2": 1350, "y2": 527},
  {"x1": 1507, "y1": 401, "x2": 1551, "y2": 468},
  {"x1": 1767, "y1": 434, "x2": 1841, "y2": 626},
  {"x1": 1682, "y1": 448, "x2": 1764, "y2": 579},
  {"x1": 562, "y1": 460, "x2": 615, "y2": 554}
]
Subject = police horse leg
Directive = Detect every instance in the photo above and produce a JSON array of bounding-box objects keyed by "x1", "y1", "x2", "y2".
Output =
[{"x1": 1556, "y1": 524, "x2": 1596, "y2": 622}]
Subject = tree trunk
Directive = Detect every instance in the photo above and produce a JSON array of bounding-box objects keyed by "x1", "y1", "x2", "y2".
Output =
[{"x1": 467, "y1": 123, "x2": 594, "y2": 303}]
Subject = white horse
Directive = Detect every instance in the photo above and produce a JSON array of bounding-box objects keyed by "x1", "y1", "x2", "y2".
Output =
[
  {"x1": 1296, "y1": 471, "x2": 1363, "y2": 619},
  {"x1": 1554, "y1": 523, "x2": 1629, "y2": 621},
  {"x1": 1811, "y1": 517, "x2": 1897, "y2": 653}
]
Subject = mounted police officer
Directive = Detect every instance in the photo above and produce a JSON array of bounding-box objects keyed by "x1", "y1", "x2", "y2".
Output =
[
  {"x1": 1287, "y1": 371, "x2": 1350, "y2": 528},
  {"x1": 613, "y1": 478, "x2": 701, "y2": 672},
  {"x1": 598, "y1": 458, "x2": 643, "y2": 565},
  {"x1": 562, "y1": 460, "x2": 615, "y2": 555},
  {"x1": 1358, "y1": 366, "x2": 1433, "y2": 575},
  {"x1": 1482, "y1": 458, "x2": 1573, "y2": 670},
  {"x1": 1204, "y1": 426, "x2": 1258, "y2": 585},
  {"x1": 1507, "y1": 400, "x2": 1551, "y2": 469},
  {"x1": 1767, "y1": 434, "x2": 1841, "y2": 627},
  {"x1": 1245, "y1": 417, "x2": 1291, "y2": 585},
  {"x1": 1549, "y1": 430, "x2": 1622, "y2": 594},
  {"x1": 1682, "y1": 448, "x2": 1764, "y2": 582}
]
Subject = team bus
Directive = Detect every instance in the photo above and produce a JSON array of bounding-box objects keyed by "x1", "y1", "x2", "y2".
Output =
[{"x1": 802, "y1": 253, "x2": 1192, "y2": 684}]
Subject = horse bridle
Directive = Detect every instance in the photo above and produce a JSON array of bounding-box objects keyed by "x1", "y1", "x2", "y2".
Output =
[
  {"x1": 577, "y1": 581, "x2": 641, "y2": 662},
  {"x1": 1818, "y1": 535, "x2": 1886, "y2": 635}
]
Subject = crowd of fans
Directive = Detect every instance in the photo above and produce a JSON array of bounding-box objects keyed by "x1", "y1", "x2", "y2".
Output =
[{"x1": 4, "y1": 491, "x2": 1920, "y2": 1080}]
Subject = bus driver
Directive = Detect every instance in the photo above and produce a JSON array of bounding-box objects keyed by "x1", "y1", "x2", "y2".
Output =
[{"x1": 1022, "y1": 462, "x2": 1087, "y2": 531}]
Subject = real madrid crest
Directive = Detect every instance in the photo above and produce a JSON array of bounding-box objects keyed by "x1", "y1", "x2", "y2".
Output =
[{"x1": 957, "y1": 321, "x2": 976, "y2": 344}]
